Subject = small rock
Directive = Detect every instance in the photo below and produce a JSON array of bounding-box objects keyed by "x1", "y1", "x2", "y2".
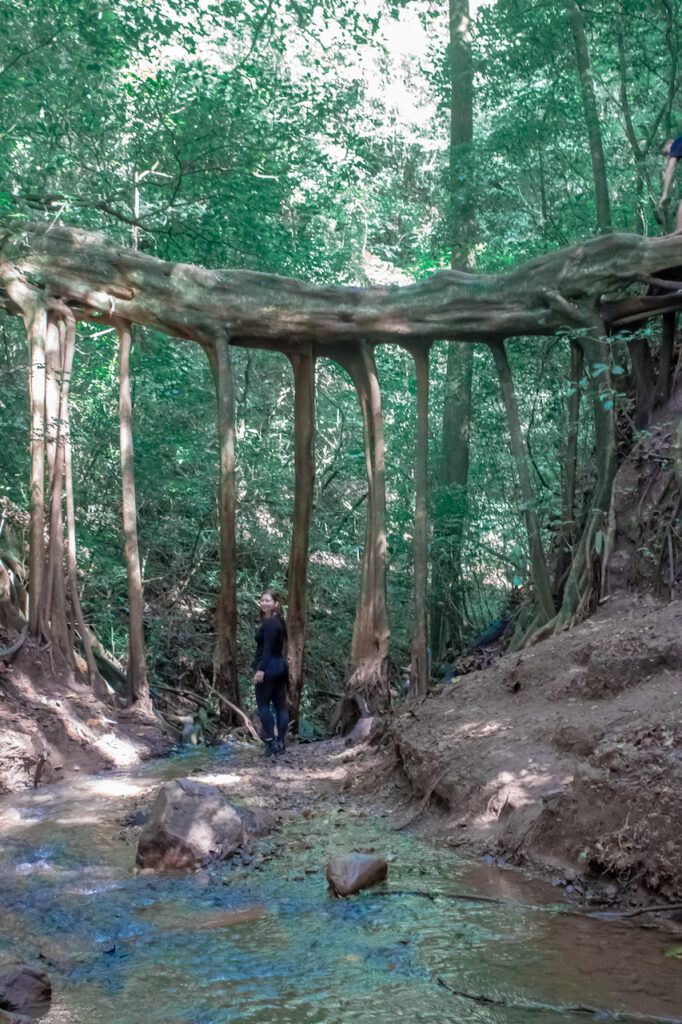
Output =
[
  {"x1": 124, "y1": 809, "x2": 150, "y2": 828},
  {"x1": 0, "y1": 965, "x2": 51, "y2": 1015},
  {"x1": 236, "y1": 806, "x2": 276, "y2": 838},
  {"x1": 136, "y1": 778, "x2": 243, "y2": 871},
  {"x1": 326, "y1": 854, "x2": 388, "y2": 896}
]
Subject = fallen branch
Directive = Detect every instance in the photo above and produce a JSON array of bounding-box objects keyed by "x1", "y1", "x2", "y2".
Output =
[
  {"x1": 435, "y1": 975, "x2": 682, "y2": 1023},
  {"x1": 206, "y1": 686, "x2": 261, "y2": 743},
  {"x1": 368, "y1": 888, "x2": 543, "y2": 911},
  {"x1": 586, "y1": 902, "x2": 682, "y2": 919}
]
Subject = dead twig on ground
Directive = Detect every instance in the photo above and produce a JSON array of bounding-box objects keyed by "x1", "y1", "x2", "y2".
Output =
[{"x1": 393, "y1": 767, "x2": 450, "y2": 830}]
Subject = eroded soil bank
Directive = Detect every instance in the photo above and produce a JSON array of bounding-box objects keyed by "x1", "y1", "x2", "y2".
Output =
[
  {"x1": 0, "y1": 638, "x2": 172, "y2": 793},
  {"x1": 387, "y1": 596, "x2": 682, "y2": 908}
]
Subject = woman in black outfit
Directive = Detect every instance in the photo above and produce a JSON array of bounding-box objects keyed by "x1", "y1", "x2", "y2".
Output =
[{"x1": 253, "y1": 589, "x2": 289, "y2": 757}]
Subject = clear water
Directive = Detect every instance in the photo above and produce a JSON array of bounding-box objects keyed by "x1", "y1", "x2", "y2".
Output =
[{"x1": 1, "y1": 744, "x2": 680, "y2": 1024}]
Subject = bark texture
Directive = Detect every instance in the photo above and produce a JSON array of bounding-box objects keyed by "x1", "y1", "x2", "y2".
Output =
[
  {"x1": 333, "y1": 342, "x2": 390, "y2": 724},
  {"x1": 286, "y1": 350, "x2": 316, "y2": 726},
  {"x1": 490, "y1": 341, "x2": 555, "y2": 624},
  {"x1": 210, "y1": 336, "x2": 240, "y2": 718},
  {"x1": 407, "y1": 344, "x2": 431, "y2": 697},
  {"x1": 565, "y1": 0, "x2": 612, "y2": 233},
  {"x1": 5, "y1": 225, "x2": 682, "y2": 349},
  {"x1": 116, "y1": 320, "x2": 149, "y2": 706}
]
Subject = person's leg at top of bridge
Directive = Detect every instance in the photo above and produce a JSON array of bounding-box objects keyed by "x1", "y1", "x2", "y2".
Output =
[{"x1": 659, "y1": 135, "x2": 682, "y2": 232}]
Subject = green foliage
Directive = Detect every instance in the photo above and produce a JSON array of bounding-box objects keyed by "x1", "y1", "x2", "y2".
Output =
[{"x1": 0, "y1": 0, "x2": 675, "y2": 703}]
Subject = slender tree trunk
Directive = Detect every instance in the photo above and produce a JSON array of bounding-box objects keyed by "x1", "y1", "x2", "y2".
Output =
[
  {"x1": 432, "y1": 0, "x2": 476, "y2": 660},
  {"x1": 333, "y1": 342, "x2": 390, "y2": 724},
  {"x1": 629, "y1": 336, "x2": 656, "y2": 428},
  {"x1": 657, "y1": 312, "x2": 676, "y2": 404},
  {"x1": 39, "y1": 316, "x2": 69, "y2": 654},
  {"x1": 286, "y1": 349, "x2": 316, "y2": 727},
  {"x1": 209, "y1": 336, "x2": 240, "y2": 718},
  {"x1": 59, "y1": 312, "x2": 105, "y2": 693},
  {"x1": 432, "y1": 344, "x2": 474, "y2": 656},
  {"x1": 554, "y1": 341, "x2": 584, "y2": 597},
  {"x1": 116, "y1": 320, "x2": 149, "y2": 706},
  {"x1": 565, "y1": 0, "x2": 612, "y2": 233},
  {"x1": 407, "y1": 344, "x2": 431, "y2": 697},
  {"x1": 26, "y1": 300, "x2": 47, "y2": 635},
  {"x1": 490, "y1": 341, "x2": 555, "y2": 623}
]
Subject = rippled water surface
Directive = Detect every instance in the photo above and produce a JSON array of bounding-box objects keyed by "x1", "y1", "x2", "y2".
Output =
[{"x1": 1, "y1": 745, "x2": 680, "y2": 1024}]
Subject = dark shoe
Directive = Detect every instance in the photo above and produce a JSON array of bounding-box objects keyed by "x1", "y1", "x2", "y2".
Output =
[
  {"x1": 264, "y1": 739, "x2": 277, "y2": 757},
  {"x1": 274, "y1": 737, "x2": 286, "y2": 754}
]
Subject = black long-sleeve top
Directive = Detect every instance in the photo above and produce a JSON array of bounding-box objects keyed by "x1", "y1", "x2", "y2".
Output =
[{"x1": 252, "y1": 616, "x2": 284, "y2": 673}]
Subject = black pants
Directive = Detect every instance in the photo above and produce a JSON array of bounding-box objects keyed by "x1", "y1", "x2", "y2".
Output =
[{"x1": 255, "y1": 676, "x2": 289, "y2": 743}]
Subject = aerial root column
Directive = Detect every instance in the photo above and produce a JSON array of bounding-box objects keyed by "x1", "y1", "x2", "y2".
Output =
[
  {"x1": 26, "y1": 299, "x2": 48, "y2": 635},
  {"x1": 286, "y1": 349, "x2": 316, "y2": 727},
  {"x1": 406, "y1": 344, "x2": 430, "y2": 698},
  {"x1": 210, "y1": 335, "x2": 240, "y2": 719},
  {"x1": 333, "y1": 341, "x2": 390, "y2": 725},
  {"x1": 116, "y1": 319, "x2": 149, "y2": 707},
  {"x1": 490, "y1": 340, "x2": 555, "y2": 624},
  {"x1": 55, "y1": 306, "x2": 107, "y2": 692},
  {"x1": 39, "y1": 315, "x2": 69, "y2": 655}
]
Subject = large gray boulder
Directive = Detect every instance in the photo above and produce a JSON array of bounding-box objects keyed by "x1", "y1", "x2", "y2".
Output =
[
  {"x1": 0, "y1": 965, "x2": 51, "y2": 1016},
  {"x1": 136, "y1": 778, "x2": 243, "y2": 870},
  {"x1": 326, "y1": 854, "x2": 388, "y2": 896}
]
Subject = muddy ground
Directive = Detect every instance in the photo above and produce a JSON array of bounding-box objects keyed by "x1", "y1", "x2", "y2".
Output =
[
  {"x1": 2, "y1": 595, "x2": 681, "y2": 913},
  {"x1": 0, "y1": 636, "x2": 172, "y2": 793},
  {"x1": 386, "y1": 595, "x2": 682, "y2": 907}
]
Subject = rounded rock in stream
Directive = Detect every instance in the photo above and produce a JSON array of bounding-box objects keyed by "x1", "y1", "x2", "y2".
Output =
[
  {"x1": 326, "y1": 854, "x2": 388, "y2": 896},
  {"x1": 136, "y1": 778, "x2": 243, "y2": 870},
  {"x1": 0, "y1": 965, "x2": 51, "y2": 1017}
]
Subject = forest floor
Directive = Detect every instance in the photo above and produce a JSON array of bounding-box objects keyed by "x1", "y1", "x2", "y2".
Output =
[
  {"x1": 386, "y1": 594, "x2": 682, "y2": 910},
  {"x1": 2, "y1": 595, "x2": 682, "y2": 916},
  {"x1": 0, "y1": 636, "x2": 173, "y2": 793}
]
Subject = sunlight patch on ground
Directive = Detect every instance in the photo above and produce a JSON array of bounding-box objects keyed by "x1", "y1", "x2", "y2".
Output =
[{"x1": 188, "y1": 771, "x2": 241, "y2": 787}]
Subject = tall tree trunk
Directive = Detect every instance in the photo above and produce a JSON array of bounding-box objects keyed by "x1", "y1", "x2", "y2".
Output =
[
  {"x1": 554, "y1": 340, "x2": 584, "y2": 598},
  {"x1": 58, "y1": 310, "x2": 105, "y2": 693},
  {"x1": 286, "y1": 349, "x2": 316, "y2": 727},
  {"x1": 39, "y1": 315, "x2": 69, "y2": 655},
  {"x1": 407, "y1": 344, "x2": 431, "y2": 697},
  {"x1": 490, "y1": 341, "x2": 555, "y2": 623},
  {"x1": 657, "y1": 312, "x2": 676, "y2": 405},
  {"x1": 210, "y1": 336, "x2": 240, "y2": 719},
  {"x1": 565, "y1": 0, "x2": 612, "y2": 233},
  {"x1": 629, "y1": 336, "x2": 656, "y2": 428},
  {"x1": 116, "y1": 320, "x2": 149, "y2": 707},
  {"x1": 333, "y1": 341, "x2": 390, "y2": 725},
  {"x1": 431, "y1": 0, "x2": 476, "y2": 660},
  {"x1": 26, "y1": 299, "x2": 47, "y2": 635},
  {"x1": 432, "y1": 344, "x2": 474, "y2": 657}
]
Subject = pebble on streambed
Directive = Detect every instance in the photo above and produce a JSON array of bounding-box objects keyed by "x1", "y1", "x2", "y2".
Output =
[
  {"x1": 326, "y1": 854, "x2": 389, "y2": 897},
  {"x1": 0, "y1": 965, "x2": 51, "y2": 1021}
]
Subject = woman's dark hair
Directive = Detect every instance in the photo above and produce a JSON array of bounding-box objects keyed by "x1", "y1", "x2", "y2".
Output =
[{"x1": 260, "y1": 589, "x2": 288, "y2": 645}]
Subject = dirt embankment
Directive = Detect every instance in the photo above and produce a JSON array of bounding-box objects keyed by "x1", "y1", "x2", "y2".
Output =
[
  {"x1": 0, "y1": 638, "x2": 173, "y2": 793},
  {"x1": 389, "y1": 596, "x2": 682, "y2": 904}
]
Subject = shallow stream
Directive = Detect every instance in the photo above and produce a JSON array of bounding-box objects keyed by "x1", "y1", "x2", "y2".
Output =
[{"x1": 1, "y1": 744, "x2": 681, "y2": 1023}]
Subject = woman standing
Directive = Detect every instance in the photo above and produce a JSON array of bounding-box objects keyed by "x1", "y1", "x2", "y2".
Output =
[{"x1": 253, "y1": 589, "x2": 289, "y2": 756}]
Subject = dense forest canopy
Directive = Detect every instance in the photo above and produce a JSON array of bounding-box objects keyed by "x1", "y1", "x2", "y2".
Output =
[{"x1": 1, "y1": 0, "x2": 681, "y2": 732}]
